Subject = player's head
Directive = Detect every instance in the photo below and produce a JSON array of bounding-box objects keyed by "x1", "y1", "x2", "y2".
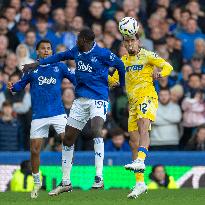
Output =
[
  {"x1": 36, "y1": 39, "x2": 52, "y2": 58},
  {"x1": 77, "y1": 28, "x2": 95, "y2": 52},
  {"x1": 123, "y1": 33, "x2": 140, "y2": 55}
]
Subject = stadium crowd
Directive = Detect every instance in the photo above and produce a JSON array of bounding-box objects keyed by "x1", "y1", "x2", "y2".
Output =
[{"x1": 0, "y1": 0, "x2": 204, "y2": 152}]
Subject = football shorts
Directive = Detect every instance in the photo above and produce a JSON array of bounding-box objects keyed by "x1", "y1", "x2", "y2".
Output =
[
  {"x1": 128, "y1": 96, "x2": 158, "y2": 132},
  {"x1": 67, "y1": 98, "x2": 108, "y2": 131},
  {"x1": 30, "y1": 114, "x2": 67, "y2": 139}
]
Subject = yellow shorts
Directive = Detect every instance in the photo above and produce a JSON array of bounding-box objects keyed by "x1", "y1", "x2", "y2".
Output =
[{"x1": 128, "y1": 96, "x2": 158, "y2": 132}]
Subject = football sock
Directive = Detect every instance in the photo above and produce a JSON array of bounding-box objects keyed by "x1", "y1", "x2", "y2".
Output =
[
  {"x1": 94, "y1": 138, "x2": 104, "y2": 179},
  {"x1": 32, "y1": 172, "x2": 41, "y2": 185},
  {"x1": 137, "y1": 146, "x2": 148, "y2": 161},
  {"x1": 62, "y1": 144, "x2": 74, "y2": 186},
  {"x1": 135, "y1": 172, "x2": 144, "y2": 183}
]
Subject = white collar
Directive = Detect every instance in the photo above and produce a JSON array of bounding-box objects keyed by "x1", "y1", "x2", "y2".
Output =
[{"x1": 83, "y1": 42, "x2": 96, "y2": 54}]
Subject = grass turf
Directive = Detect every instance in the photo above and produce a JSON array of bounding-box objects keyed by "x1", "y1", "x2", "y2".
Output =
[{"x1": 0, "y1": 189, "x2": 204, "y2": 205}]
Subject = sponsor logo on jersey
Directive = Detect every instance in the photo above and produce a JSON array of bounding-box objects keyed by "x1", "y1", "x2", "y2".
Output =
[
  {"x1": 38, "y1": 76, "x2": 57, "y2": 85},
  {"x1": 110, "y1": 53, "x2": 116, "y2": 61},
  {"x1": 77, "y1": 61, "x2": 92, "y2": 72},
  {"x1": 126, "y1": 65, "x2": 143, "y2": 72}
]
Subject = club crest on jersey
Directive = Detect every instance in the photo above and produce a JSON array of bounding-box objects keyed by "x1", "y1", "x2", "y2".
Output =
[
  {"x1": 38, "y1": 76, "x2": 57, "y2": 85},
  {"x1": 77, "y1": 61, "x2": 92, "y2": 72},
  {"x1": 53, "y1": 66, "x2": 59, "y2": 72},
  {"x1": 91, "y1": 56, "x2": 97, "y2": 62},
  {"x1": 126, "y1": 65, "x2": 143, "y2": 72}
]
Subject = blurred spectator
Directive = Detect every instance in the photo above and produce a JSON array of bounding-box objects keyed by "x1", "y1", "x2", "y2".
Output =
[
  {"x1": 20, "y1": 6, "x2": 32, "y2": 22},
  {"x1": 16, "y1": 44, "x2": 34, "y2": 70},
  {"x1": 176, "y1": 18, "x2": 205, "y2": 61},
  {"x1": 201, "y1": 73, "x2": 205, "y2": 93},
  {"x1": 0, "y1": 73, "x2": 31, "y2": 150},
  {"x1": 105, "y1": 128, "x2": 130, "y2": 152},
  {"x1": 2, "y1": 52, "x2": 21, "y2": 76},
  {"x1": 194, "y1": 38, "x2": 205, "y2": 59},
  {"x1": 148, "y1": 165, "x2": 178, "y2": 189},
  {"x1": 85, "y1": 0, "x2": 105, "y2": 27},
  {"x1": 92, "y1": 22, "x2": 103, "y2": 42},
  {"x1": 185, "y1": 124, "x2": 205, "y2": 151},
  {"x1": 10, "y1": 160, "x2": 33, "y2": 192},
  {"x1": 64, "y1": 5, "x2": 77, "y2": 27},
  {"x1": 24, "y1": 30, "x2": 37, "y2": 60},
  {"x1": 0, "y1": 101, "x2": 22, "y2": 151},
  {"x1": 16, "y1": 19, "x2": 30, "y2": 43},
  {"x1": 150, "y1": 88, "x2": 182, "y2": 151},
  {"x1": 63, "y1": 16, "x2": 84, "y2": 50},
  {"x1": 180, "y1": 89, "x2": 205, "y2": 149},
  {"x1": 62, "y1": 88, "x2": 75, "y2": 116},
  {"x1": 9, "y1": 0, "x2": 21, "y2": 23},
  {"x1": 36, "y1": 1, "x2": 51, "y2": 23},
  {"x1": 166, "y1": 33, "x2": 183, "y2": 72},
  {"x1": 104, "y1": 20, "x2": 121, "y2": 40},
  {"x1": 190, "y1": 54, "x2": 203, "y2": 74},
  {"x1": 0, "y1": 15, "x2": 19, "y2": 51},
  {"x1": 170, "y1": 84, "x2": 184, "y2": 105},
  {"x1": 3, "y1": 6, "x2": 17, "y2": 31},
  {"x1": 177, "y1": 64, "x2": 193, "y2": 94},
  {"x1": 36, "y1": 15, "x2": 58, "y2": 51},
  {"x1": 0, "y1": 35, "x2": 8, "y2": 69}
]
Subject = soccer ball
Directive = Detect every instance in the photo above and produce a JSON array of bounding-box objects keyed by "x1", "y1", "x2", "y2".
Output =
[{"x1": 118, "y1": 17, "x2": 139, "y2": 37}]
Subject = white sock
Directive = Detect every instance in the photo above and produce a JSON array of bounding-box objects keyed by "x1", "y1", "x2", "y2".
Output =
[
  {"x1": 32, "y1": 172, "x2": 41, "y2": 185},
  {"x1": 62, "y1": 144, "x2": 74, "y2": 186},
  {"x1": 94, "y1": 138, "x2": 104, "y2": 179}
]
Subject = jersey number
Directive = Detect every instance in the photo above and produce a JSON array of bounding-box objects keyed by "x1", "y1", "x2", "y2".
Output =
[
  {"x1": 139, "y1": 103, "x2": 148, "y2": 114},
  {"x1": 95, "y1": 100, "x2": 107, "y2": 115}
]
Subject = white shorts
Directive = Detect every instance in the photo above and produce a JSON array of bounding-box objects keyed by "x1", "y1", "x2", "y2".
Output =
[
  {"x1": 67, "y1": 98, "x2": 108, "y2": 131},
  {"x1": 30, "y1": 114, "x2": 67, "y2": 139}
]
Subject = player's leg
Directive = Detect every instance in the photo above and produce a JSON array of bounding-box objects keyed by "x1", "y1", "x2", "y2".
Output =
[
  {"x1": 91, "y1": 116, "x2": 105, "y2": 189},
  {"x1": 30, "y1": 119, "x2": 49, "y2": 199},
  {"x1": 90, "y1": 100, "x2": 108, "y2": 189},
  {"x1": 49, "y1": 100, "x2": 88, "y2": 196}
]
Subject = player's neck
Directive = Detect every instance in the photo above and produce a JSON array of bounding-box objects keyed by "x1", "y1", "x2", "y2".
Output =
[{"x1": 129, "y1": 48, "x2": 141, "y2": 56}]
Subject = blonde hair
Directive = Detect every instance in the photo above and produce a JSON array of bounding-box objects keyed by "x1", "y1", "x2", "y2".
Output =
[{"x1": 170, "y1": 84, "x2": 184, "y2": 97}]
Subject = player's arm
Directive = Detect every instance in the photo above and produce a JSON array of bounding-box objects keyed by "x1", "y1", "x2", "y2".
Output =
[
  {"x1": 8, "y1": 73, "x2": 30, "y2": 92},
  {"x1": 106, "y1": 51, "x2": 125, "y2": 87},
  {"x1": 148, "y1": 52, "x2": 173, "y2": 79},
  {"x1": 39, "y1": 50, "x2": 74, "y2": 65},
  {"x1": 61, "y1": 63, "x2": 77, "y2": 86},
  {"x1": 22, "y1": 49, "x2": 74, "y2": 72}
]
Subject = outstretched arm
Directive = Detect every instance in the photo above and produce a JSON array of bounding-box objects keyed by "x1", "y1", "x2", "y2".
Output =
[
  {"x1": 22, "y1": 50, "x2": 74, "y2": 72},
  {"x1": 9, "y1": 73, "x2": 31, "y2": 92},
  {"x1": 39, "y1": 50, "x2": 74, "y2": 65}
]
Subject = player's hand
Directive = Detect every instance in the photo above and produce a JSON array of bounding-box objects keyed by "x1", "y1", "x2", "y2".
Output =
[
  {"x1": 7, "y1": 82, "x2": 13, "y2": 92},
  {"x1": 152, "y1": 71, "x2": 162, "y2": 80},
  {"x1": 22, "y1": 62, "x2": 39, "y2": 73},
  {"x1": 110, "y1": 82, "x2": 120, "y2": 88}
]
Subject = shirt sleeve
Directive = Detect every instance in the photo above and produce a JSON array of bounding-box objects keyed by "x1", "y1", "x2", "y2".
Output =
[
  {"x1": 12, "y1": 73, "x2": 31, "y2": 92},
  {"x1": 39, "y1": 49, "x2": 74, "y2": 65},
  {"x1": 61, "y1": 63, "x2": 77, "y2": 86},
  {"x1": 105, "y1": 51, "x2": 125, "y2": 87},
  {"x1": 147, "y1": 51, "x2": 173, "y2": 77}
]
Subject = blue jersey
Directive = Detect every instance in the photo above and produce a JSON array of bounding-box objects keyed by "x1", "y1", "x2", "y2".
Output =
[
  {"x1": 39, "y1": 43, "x2": 125, "y2": 101},
  {"x1": 12, "y1": 62, "x2": 76, "y2": 120}
]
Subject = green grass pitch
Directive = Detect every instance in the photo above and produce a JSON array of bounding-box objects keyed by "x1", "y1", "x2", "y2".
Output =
[{"x1": 0, "y1": 189, "x2": 204, "y2": 205}]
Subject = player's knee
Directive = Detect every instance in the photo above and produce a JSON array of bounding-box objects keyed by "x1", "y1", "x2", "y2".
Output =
[{"x1": 63, "y1": 137, "x2": 74, "y2": 147}]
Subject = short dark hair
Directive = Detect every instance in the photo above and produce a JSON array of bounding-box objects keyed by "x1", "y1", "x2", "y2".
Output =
[
  {"x1": 2, "y1": 101, "x2": 12, "y2": 107},
  {"x1": 36, "y1": 39, "x2": 52, "y2": 50},
  {"x1": 78, "y1": 28, "x2": 95, "y2": 43},
  {"x1": 110, "y1": 128, "x2": 124, "y2": 138},
  {"x1": 36, "y1": 14, "x2": 48, "y2": 23},
  {"x1": 160, "y1": 87, "x2": 170, "y2": 93},
  {"x1": 0, "y1": 15, "x2": 7, "y2": 21},
  {"x1": 9, "y1": 72, "x2": 21, "y2": 81},
  {"x1": 181, "y1": 9, "x2": 191, "y2": 16},
  {"x1": 188, "y1": 73, "x2": 201, "y2": 80}
]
